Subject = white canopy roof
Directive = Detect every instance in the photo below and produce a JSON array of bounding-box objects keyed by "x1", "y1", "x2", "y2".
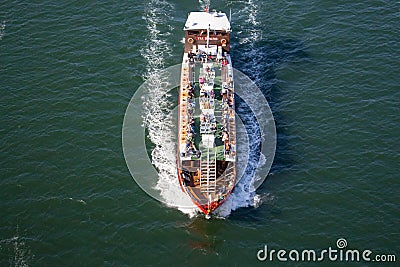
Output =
[{"x1": 184, "y1": 12, "x2": 231, "y2": 32}]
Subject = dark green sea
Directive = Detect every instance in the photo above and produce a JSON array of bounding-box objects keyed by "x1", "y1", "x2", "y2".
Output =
[{"x1": 1, "y1": 0, "x2": 399, "y2": 266}]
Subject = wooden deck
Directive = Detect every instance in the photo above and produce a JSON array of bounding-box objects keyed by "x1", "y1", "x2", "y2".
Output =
[{"x1": 178, "y1": 47, "x2": 236, "y2": 211}]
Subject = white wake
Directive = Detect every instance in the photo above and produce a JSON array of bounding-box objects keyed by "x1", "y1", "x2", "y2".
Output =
[{"x1": 140, "y1": 0, "x2": 198, "y2": 217}]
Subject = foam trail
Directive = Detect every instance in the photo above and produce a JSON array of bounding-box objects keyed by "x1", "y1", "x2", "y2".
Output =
[
  {"x1": 0, "y1": 20, "x2": 6, "y2": 40},
  {"x1": 1, "y1": 226, "x2": 33, "y2": 266},
  {"x1": 215, "y1": 0, "x2": 269, "y2": 217},
  {"x1": 140, "y1": 0, "x2": 198, "y2": 217},
  {"x1": 198, "y1": 0, "x2": 211, "y2": 10}
]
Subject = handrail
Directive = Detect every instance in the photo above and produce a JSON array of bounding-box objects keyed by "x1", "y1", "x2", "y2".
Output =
[{"x1": 207, "y1": 147, "x2": 210, "y2": 194}]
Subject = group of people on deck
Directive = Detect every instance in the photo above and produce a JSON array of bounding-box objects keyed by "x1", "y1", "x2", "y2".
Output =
[
  {"x1": 181, "y1": 74, "x2": 200, "y2": 158},
  {"x1": 187, "y1": 50, "x2": 229, "y2": 64},
  {"x1": 188, "y1": 50, "x2": 214, "y2": 63},
  {"x1": 220, "y1": 78, "x2": 235, "y2": 156},
  {"x1": 199, "y1": 65, "x2": 217, "y2": 134},
  {"x1": 200, "y1": 112, "x2": 217, "y2": 134},
  {"x1": 199, "y1": 66, "x2": 215, "y2": 111},
  {"x1": 185, "y1": 116, "x2": 200, "y2": 158},
  {"x1": 180, "y1": 54, "x2": 235, "y2": 158}
]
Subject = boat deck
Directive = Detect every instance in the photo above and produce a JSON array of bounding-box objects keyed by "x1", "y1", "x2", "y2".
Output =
[{"x1": 178, "y1": 51, "x2": 236, "y2": 210}]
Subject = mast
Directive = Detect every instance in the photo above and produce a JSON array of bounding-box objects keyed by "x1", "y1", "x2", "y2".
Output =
[{"x1": 206, "y1": 24, "x2": 210, "y2": 48}]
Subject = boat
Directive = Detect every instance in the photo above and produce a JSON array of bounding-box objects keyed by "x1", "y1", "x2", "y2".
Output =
[{"x1": 177, "y1": 7, "x2": 236, "y2": 218}]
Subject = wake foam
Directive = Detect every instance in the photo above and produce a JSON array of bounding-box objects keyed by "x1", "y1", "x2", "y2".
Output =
[
  {"x1": 198, "y1": 0, "x2": 211, "y2": 10},
  {"x1": 140, "y1": 0, "x2": 198, "y2": 217},
  {"x1": 214, "y1": 0, "x2": 271, "y2": 217},
  {"x1": 0, "y1": 20, "x2": 6, "y2": 40}
]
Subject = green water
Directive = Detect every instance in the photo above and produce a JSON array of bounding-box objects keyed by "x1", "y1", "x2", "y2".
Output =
[{"x1": 1, "y1": 0, "x2": 399, "y2": 266}]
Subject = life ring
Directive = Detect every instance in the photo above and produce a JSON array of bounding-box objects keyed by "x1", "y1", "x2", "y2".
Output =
[
  {"x1": 187, "y1": 37, "x2": 194, "y2": 44},
  {"x1": 221, "y1": 39, "x2": 227, "y2": 45}
]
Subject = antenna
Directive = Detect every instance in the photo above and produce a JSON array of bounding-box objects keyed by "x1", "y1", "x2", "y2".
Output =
[
  {"x1": 207, "y1": 24, "x2": 210, "y2": 48},
  {"x1": 229, "y1": 8, "x2": 232, "y2": 23}
]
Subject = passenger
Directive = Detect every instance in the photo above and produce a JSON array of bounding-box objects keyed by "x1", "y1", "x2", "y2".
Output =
[
  {"x1": 221, "y1": 87, "x2": 227, "y2": 100},
  {"x1": 225, "y1": 142, "x2": 231, "y2": 152},
  {"x1": 210, "y1": 90, "x2": 215, "y2": 99},
  {"x1": 222, "y1": 130, "x2": 229, "y2": 142},
  {"x1": 189, "y1": 86, "x2": 194, "y2": 93},
  {"x1": 210, "y1": 115, "x2": 216, "y2": 123},
  {"x1": 200, "y1": 113, "x2": 205, "y2": 122},
  {"x1": 211, "y1": 124, "x2": 216, "y2": 133},
  {"x1": 228, "y1": 98, "x2": 233, "y2": 107}
]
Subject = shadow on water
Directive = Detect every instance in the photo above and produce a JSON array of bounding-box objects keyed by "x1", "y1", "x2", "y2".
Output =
[
  {"x1": 178, "y1": 217, "x2": 225, "y2": 255},
  {"x1": 231, "y1": 36, "x2": 309, "y2": 217}
]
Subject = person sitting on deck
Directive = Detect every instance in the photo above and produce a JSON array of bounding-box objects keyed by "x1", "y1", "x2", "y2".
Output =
[
  {"x1": 188, "y1": 52, "x2": 193, "y2": 62},
  {"x1": 208, "y1": 53, "x2": 213, "y2": 62},
  {"x1": 222, "y1": 130, "x2": 229, "y2": 142},
  {"x1": 186, "y1": 123, "x2": 193, "y2": 133},
  {"x1": 228, "y1": 97, "x2": 233, "y2": 108},
  {"x1": 211, "y1": 124, "x2": 217, "y2": 134},
  {"x1": 199, "y1": 76, "x2": 204, "y2": 85},
  {"x1": 224, "y1": 142, "x2": 231, "y2": 153},
  {"x1": 187, "y1": 131, "x2": 194, "y2": 141},
  {"x1": 182, "y1": 171, "x2": 191, "y2": 186},
  {"x1": 187, "y1": 106, "x2": 193, "y2": 116},
  {"x1": 221, "y1": 87, "x2": 228, "y2": 100},
  {"x1": 189, "y1": 142, "x2": 198, "y2": 156},
  {"x1": 196, "y1": 50, "x2": 201, "y2": 61},
  {"x1": 200, "y1": 113, "x2": 205, "y2": 123},
  {"x1": 202, "y1": 52, "x2": 207, "y2": 62},
  {"x1": 210, "y1": 89, "x2": 215, "y2": 99},
  {"x1": 188, "y1": 90, "x2": 194, "y2": 99}
]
